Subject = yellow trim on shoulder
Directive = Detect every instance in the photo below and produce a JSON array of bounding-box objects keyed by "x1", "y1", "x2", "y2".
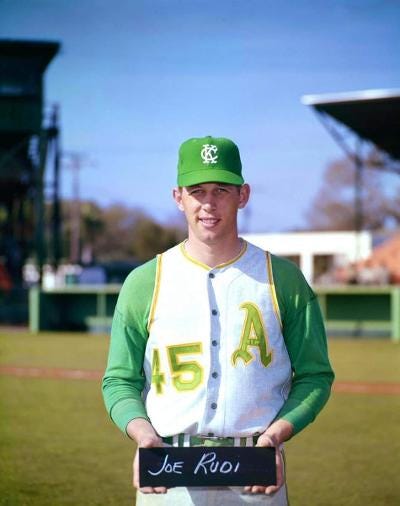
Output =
[
  {"x1": 147, "y1": 253, "x2": 162, "y2": 332},
  {"x1": 179, "y1": 240, "x2": 248, "y2": 270},
  {"x1": 266, "y1": 251, "x2": 283, "y2": 330}
]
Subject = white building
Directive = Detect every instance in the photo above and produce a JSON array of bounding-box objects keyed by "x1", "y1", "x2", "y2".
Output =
[{"x1": 242, "y1": 231, "x2": 372, "y2": 284}]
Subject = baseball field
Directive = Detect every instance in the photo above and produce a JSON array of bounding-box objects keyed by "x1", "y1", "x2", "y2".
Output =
[{"x1": 0, "y1": 330, "x2": 399, "y2": 505}]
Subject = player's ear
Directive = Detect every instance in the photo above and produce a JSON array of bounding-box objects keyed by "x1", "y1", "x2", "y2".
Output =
[
  {"x1": 172, "y1": 187, "x2": 185, "y2": 211},
  {"x1": 238, "y1": 184, "x2": 250, "y2": 209}
]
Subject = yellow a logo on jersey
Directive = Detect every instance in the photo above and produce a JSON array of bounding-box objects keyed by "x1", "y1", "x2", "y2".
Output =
[{"x1": 232, "y1": 302, "x2": 272, "y2": 367}]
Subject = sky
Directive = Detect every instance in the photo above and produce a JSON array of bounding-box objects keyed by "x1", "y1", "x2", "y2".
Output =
[{"x1": 1, "y1": 0, "x2": 400, "y2": 232}]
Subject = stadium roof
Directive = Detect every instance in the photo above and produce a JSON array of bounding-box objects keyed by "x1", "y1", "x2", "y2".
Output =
[
  {"x1": 302, "y1": 89, "x2": 400, "y2": 161},
  {"x1": 0, "y1": 39, "x2": 60, "y2": 72}
]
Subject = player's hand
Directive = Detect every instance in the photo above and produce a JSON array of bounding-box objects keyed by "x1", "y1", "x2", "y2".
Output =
[
  {"x1": 133, "y1": 441, "x2": 168, "y2": 494},
  {"x1": 243, "y1": 434, "x2": 284, "y2": 495},
  {"x1": 128, "y1": 419, "x2": 167, "y2": 494},
  {"x1": 244, "y1": 419, "x2": 293, "y2": 495}
]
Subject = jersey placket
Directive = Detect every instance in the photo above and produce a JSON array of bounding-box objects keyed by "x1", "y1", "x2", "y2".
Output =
[{"x1": 199, "y1": 268, "x2": 223, "y2": 435}]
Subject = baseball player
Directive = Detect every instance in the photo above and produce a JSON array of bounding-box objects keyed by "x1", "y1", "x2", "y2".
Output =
[{"x1": 102, "y1": 136, "x2": 334, "y2": 505}]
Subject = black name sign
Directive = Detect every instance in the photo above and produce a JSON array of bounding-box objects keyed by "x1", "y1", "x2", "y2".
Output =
[{"x1": 139, "y1": 447, "x2": 276, "y2": 487}]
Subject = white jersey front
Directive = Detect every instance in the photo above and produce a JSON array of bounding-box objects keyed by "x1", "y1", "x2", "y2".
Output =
[{"x1": 143, "y1": 241, "x2": 292, "y2": 438}]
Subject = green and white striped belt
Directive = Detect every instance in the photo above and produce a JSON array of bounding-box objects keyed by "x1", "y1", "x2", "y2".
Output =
[{"x1": 162, "y1": 434, "x2": 259, "y2": 447}]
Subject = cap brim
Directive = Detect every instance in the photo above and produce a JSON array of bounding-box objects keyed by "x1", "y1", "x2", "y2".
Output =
[{"x1": 178, "y1": 169, "x2": 244, "y2": 187}]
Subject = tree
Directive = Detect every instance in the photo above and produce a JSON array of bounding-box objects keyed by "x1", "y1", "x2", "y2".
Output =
[
  {"x1": 131, "y1": 216, "x2": 186, "y2": 262},
  {"x1": 59, "y1": 201, "x2": 186, "y2": 263},
  {"x1": 304, "y1": 157, "x2": 400, "y2": 231},
  {"x1": 80, "y1": 202, "x2": 105, "y2": 263},
  {"x1": 91, "y1": 204, "x2": 139, "y2": 261}
]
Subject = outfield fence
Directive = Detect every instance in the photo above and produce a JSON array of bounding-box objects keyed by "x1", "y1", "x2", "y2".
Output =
[
  {"x1": 315, "y1": 285, "x2": 400, "y2": 341},
  {"x1": 29, "y1": 284, "x2": 400, "y2": 342}
]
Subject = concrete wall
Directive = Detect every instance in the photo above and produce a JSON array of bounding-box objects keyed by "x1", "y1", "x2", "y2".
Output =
[{"x1": 242, "y1": 231, "x2": 372, "y2": 284}]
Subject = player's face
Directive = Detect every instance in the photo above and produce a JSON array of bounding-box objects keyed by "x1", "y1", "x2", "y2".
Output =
[{"x1": 173, "y1": 182, "x2": 250, "y2": 245}]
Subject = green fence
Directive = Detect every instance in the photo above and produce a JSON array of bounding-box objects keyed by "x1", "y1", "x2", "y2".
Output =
[
  {"x1": 29, "y1": 285, "x2": 120, "y2": 334},
  {"x1": 316, "y1": 285, "x2": 400, "y2": 342},
  {"x1": 29, "y1": 285, "x2": 400, "y2": 342}
]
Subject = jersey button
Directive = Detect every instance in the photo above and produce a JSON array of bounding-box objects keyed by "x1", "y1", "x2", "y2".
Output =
[
  {"x1": 211, "y1": 403, "x2": 217, "y2": 410},
  {"x1": 209, "y1": 272, "x2": 215, "y2": 278},
  {"x1": 211, "y1": 309, "x2": 218, "y2": 315},
  {"x1": 211, "y1": 340, "x2": 218, "y2": 346},
  {"x1": 212, "y1": 372, "x2": 218, "y2": 378}
]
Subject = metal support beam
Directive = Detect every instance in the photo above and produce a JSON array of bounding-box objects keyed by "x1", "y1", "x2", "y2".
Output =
[
  {"x1": 48, "y1": 105, "x2": 62, "y2": 270},
  {"x1": 313, "y1": 109, "x2": 368, "y2": 265},
  {"x1": 34, "y1": 130, "x2": 49, "y2": 284}
]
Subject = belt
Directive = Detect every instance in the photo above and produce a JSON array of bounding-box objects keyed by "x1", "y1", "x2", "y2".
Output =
[{"x1": 162, "y1": 434, "x2": 259, "y2": 447}]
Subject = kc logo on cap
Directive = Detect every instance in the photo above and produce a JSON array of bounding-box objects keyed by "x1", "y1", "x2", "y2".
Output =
[
  {"x1": 177, "y1": 136, "x2": 244, "y2": 187},
  {"x1": 201, "y1": 144, "x2": 218, "y2": 165}
]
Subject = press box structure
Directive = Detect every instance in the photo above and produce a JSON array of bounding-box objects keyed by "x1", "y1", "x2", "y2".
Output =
[{"x1": 0, "y1": 39, "x2": 61, "y2": 292}]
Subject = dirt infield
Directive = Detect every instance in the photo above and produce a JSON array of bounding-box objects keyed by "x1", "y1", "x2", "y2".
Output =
[
  {"x1": 332, "y1": 381, "x2": 400, "y2": 395},
  {"x1": 0, "y1": 365, "x2": 102, "y2": 381},
  {"x1": 1, "y1": 365, "x2": 400, "y2": 395}
]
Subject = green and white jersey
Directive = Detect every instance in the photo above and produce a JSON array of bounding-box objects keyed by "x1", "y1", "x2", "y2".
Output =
[
  {"x1": 102, "y1": 240, "x2": 334, "y2": 438},
  {"x1": 143, "y1": 241, "x2": 291, "y2": 437}
]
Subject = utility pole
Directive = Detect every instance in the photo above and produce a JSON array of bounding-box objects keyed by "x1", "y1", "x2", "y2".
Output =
[
  {"x1": 62, "y1": 152, "x2": 96, "y2": 264},
  {"x1": 354, "y1": 145, "x2": 364, "y2": 268}
]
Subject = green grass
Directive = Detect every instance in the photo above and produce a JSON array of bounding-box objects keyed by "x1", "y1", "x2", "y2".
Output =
[
  {"x1": 286, "y1": 394, "x2": 400, "y2": 505},
  {"x1": 0, "y1": 331, "x2": 399, "y2": 505},
  {"x1": 0, "y1": 331, "x2": 109, "y2": 370},
  {"x1": 328, "y1": 338, "x2": 400, "y2": 383},
  {"x1": 0, "y1": 331, "x2": 135, "y2": 506},
  {"x1": 0, "y1": 377, "x2": 135, "y2": 506}
]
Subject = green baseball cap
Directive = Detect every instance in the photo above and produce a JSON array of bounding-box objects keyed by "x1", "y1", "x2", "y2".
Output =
[{"x1": 177, "y1": 136, "x2": 244, "y2": 186}]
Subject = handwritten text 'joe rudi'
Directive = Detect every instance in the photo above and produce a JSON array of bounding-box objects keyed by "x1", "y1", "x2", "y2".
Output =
[{"x1": 147, "y1": 452, "x2": 240, "y2": 477}]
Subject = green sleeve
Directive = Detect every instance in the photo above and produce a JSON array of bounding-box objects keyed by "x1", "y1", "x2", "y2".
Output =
[
  {"x1": 271, "y1": 254, "x2": 335, "y2": 435},
  {"x1": 101, "y1": 258, "x2": 157, "y2": 434}
]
